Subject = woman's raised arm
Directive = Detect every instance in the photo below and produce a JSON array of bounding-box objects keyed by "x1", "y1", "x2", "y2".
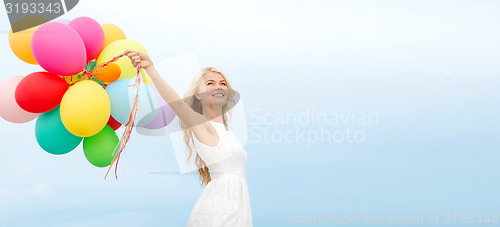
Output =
[{"x1": 124, "y1": 50, "x2": 210, "y2": 132}]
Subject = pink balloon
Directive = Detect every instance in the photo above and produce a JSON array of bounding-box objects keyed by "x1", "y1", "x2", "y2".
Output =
[
  {"x1": 69, "y1": 17, "x2": 105, "y2": 60},
  {"x1": 143, "y1": 84, "x2": 176, "y2": 129},
  {"x1": 0, "y1": 76, "x2": 39, "y2": 123},
  {"x1": 31, "y1": 22, "x2": 86, "y2": 76}
]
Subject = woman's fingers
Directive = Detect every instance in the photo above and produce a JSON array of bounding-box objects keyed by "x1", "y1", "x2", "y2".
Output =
[
  {"x1": 124, "y1": 50, "x2": 150, "y2": 68},
  {"x1": 126, "y1": 54, "x2": 136, "y2": 60},
  {"x1": 127, "y1": 53, "x2": 141, "y2": 64}
]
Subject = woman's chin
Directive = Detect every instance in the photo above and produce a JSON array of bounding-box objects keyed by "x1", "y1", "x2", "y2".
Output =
[
  {"x1": 212, "y1": 100, "x2": 228, "y2": 107},
  {"x1": 212, "y1": 97, "x2": 227, "y2": 102}
]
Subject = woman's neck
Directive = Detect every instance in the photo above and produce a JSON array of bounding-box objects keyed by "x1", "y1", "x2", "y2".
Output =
[{"x1": 202, "y1": 107, "x2": 224, "y2": 123}]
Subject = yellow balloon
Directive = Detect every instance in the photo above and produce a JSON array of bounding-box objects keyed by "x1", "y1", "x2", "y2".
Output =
[
  {"x1": 60, "y1": 80, "x2": 111, "y2": 137},
  {"x1": 96, "y1": 39, "x2": 148, "y2": 80},
  {"x1": 101, "y1": 23, "x2": 126, "y2": 48},
  {"x1": 142, "y1": 69, "x2": 153, "y2": 84},
  {"x1": 8, "y1": 16, "x2": 48, "y2": 65},
  {"x1": 59, "y1": 73, "x2": 84, "y2": 84}
]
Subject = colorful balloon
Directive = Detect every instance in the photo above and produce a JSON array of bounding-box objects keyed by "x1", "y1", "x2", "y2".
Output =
[
  {"x1": 15, "y1": 72, "x2": 69, "y2": 113},
  {"x1": 143, "y1": 70, "x2": 153, "y2": 84},
  {"x1": 96, "y1": 39, "x2": 148, "y2": 80},
  {"x1": 83, "y1": 125, "x2": 118, "y2": 167},
  {"x1": 69, "y1": 17, "x2": 105, "y2": 60},
  {"x1": 0, "y1": 76, "x2": 39, "y2": 123},
  {"x1": 105, "y1": 79, "x2": 158, "y2": 127},
  {"x1": 8, "y1": 16, "x2": 48, "y2": 65},
  {"x1": 53, "y1": 18, "x2": 71, "y2": 24},
  {"x1": 59, "y1": 73, "x2": 84, "y2": 84},
  {"x1": 101, "y1": 23, "x2": 126, "y2": 48},
  {"x1": 35, "y1": 106, "x2": 82, "y2": 155},
  {"x1": 93, "y1": 62, "x2": 121, "y2": 83},
  {"x1": 9, "y1": 29, "x2": 38, "y2": 64},
  {"x1": 143, "y1": 84, "x2": 176, "y2": 129},
  {"x1": 107, "y1": 115, "x2": 122, "y2": 131},
  {"x1": 31, "y1": 22, "x2": 86, "y2": 76},
  {"x1": 60, "y1": 80, "x2": 111, "y2": 137}
]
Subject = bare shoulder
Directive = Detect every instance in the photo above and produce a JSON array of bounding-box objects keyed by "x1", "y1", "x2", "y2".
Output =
[{"x1": 191, "y1": 122, "x2": 219, "y2": 147}]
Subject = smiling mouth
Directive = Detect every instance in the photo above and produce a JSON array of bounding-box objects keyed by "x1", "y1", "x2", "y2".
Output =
[{"x1": 212, "y1": 92, "x2": 225, "y2": 97}]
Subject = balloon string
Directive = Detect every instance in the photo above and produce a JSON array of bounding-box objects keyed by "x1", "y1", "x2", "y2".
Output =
[
  {"x1": 104, "y1": 59, "x2": 142, "y2": 180},
  {"x1": 69, "y1": 53, "x2": 126, "y2": 87},
  {"x1": 63, "y1": 52, "x2": 143, "y2": 180}
]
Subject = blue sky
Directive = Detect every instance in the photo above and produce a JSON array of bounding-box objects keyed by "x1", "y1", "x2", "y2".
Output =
[{"x1": 1, "y1": 0, "x2": 499, "y2": 226}]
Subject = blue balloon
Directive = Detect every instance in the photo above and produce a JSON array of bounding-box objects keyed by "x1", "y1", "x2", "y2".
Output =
[
  {"x1": 35, "y1": 106, "x2": 82, "y2": 155},
  {"x1": 105, "y1": 79, "x2": 158, "y2": 127}
]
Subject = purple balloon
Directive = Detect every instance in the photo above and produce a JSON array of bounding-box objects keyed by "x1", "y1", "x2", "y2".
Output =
[
  {"x1": 31, "y1": 22, "x2": 86, "y2": 76},
  {"x1": 53, "y1": 18, "x2": 70, "y2": 24},
  {"x1": 143, "y1": 84, "x2": 176, "y2": 129}
]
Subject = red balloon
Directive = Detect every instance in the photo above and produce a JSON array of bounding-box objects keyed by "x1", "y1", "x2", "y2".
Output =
[
  {"x1": 107, "y1": 115, "x2": 122, "y2": 131},
  {"x1": 15, "y1": 72, "x2": 69, "y2": 113}
]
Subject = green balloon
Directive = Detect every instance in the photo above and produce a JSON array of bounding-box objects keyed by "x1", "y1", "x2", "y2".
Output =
[
  {"x1": 83, "y1": 125, "x2": 119, "y2": 167},
  {"x1": 35, "y1": 106, "x2": 82, "y2": 155}
]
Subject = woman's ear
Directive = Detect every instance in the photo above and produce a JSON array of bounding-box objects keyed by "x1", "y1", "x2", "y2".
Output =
[{"x1": 195, "y1": 92, "x2": 202, "y2": 100}]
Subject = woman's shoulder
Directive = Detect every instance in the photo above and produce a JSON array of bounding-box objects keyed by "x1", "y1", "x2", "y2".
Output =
[{"x1": 192, "y1": 121, "x2": 226, "y2": 149}]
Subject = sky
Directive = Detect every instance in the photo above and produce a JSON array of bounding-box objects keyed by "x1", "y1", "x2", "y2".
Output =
[{"x1": 1, "y1": 0, "x2": 499, "y2": 226}]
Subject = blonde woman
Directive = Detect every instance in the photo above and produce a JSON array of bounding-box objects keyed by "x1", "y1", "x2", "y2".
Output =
[{"x1": 124, "y1": 50, "x2": 253, "y2": 227}]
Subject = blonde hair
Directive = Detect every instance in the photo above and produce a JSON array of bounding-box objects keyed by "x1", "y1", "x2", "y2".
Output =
[{"x1": 180, "y1": 67, "x2": 236, "y2": 185}]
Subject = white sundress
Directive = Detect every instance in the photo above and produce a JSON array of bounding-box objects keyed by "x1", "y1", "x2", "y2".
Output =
[{"x1": 187, "y1": 121, "x2": 253, "y2": 227}]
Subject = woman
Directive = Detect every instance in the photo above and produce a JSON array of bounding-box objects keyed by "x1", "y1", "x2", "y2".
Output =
[{"x1": 125, "y1": 50, "x2": 253, "y2": 227}]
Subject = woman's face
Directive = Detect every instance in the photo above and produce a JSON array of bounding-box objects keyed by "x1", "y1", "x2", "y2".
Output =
[{"x1": 196, "y1": 72, "x2": 228, "y2": 109}]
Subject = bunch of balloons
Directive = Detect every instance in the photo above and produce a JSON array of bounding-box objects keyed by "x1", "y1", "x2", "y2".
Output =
[{"x1": 0, "y1": 16, "x2": 176, "y2": 173}]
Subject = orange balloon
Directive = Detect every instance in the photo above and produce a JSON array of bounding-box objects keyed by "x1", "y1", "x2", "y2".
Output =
[
  {"x1": 8, "y1": 16, "x2": 48, "y2": 65},
  {"x1": 93, "y1": 63, "x2": 121, "y2": 83},
  {"x1": 101, "y1": 23, "x2": 126, "y2": 48}
]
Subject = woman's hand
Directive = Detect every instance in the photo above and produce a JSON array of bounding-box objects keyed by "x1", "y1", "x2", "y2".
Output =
[{"x1": 124, "y1": 50, "x2": 154, "y2": 69}]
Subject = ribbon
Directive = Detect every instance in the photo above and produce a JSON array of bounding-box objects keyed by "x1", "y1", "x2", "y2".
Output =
[{"x1": 69, "y1": 53, "x2": 142, "y2": 180}]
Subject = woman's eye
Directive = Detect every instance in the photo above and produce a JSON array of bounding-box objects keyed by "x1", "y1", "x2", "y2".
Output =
[
  {"x1": 207, "y1": 82, "x2": 213, "y2": 85},
  {"x1": 221, "y1": 83, "x2": 227, "y2": 86}
]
